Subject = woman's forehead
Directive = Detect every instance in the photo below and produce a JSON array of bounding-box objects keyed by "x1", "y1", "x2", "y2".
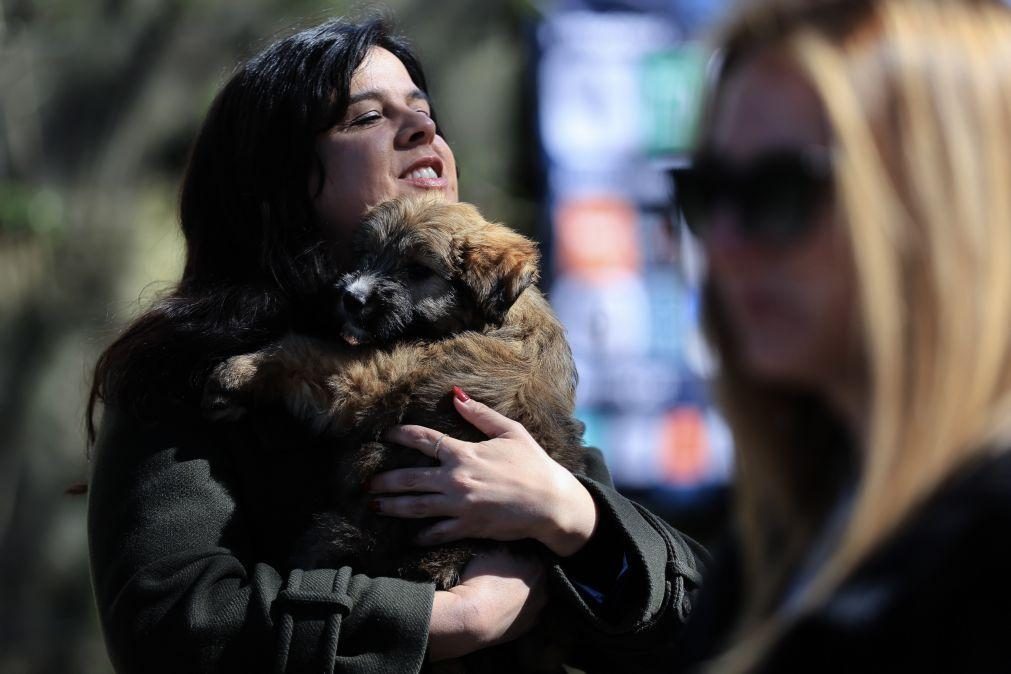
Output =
[
  {"x1": 710, "y1": 51, "x2": 828, "y2": 159},
  {"x1": 349, "y1": 47, "x2": 423, "y2": 100}
]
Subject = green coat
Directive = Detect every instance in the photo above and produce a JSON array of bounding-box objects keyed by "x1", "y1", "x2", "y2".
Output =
[{"x1": 88, "y1": 404, "x2": 704, "y2": 673}]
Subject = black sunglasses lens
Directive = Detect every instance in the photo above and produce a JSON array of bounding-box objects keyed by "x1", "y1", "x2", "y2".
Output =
[
  {"x1": 736, "y1": 152, "x2": 829, "y2": 245},
  {"x1": 743, "y1": 186, "x2": 811, "y2": 244},
  {"x1": 671, "y1": 151, "x2": 831, "y2": 245},
  {"x1": 740, "y1": 154, "x2": 832, "y2": 244}
]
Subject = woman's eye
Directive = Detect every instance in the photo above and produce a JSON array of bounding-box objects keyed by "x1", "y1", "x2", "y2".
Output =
[{"x1": 348, "y1": 112, "x2": 381, "y2": 127}]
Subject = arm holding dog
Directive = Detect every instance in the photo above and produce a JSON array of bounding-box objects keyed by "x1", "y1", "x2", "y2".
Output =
[{"x1": 375, "y1": 394, "x2": 708, "y2": 661}]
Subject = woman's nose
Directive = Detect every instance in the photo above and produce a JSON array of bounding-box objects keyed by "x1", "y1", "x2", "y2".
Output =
[{"x1": 396, "y1": 109, "x2": 437, "y2": 148}]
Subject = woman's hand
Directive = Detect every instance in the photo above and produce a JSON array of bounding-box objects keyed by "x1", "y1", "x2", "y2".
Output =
[
  {"x1": 367, "y1": 388, "x2": 598, "y2": 557},
  {"x1": 428, "y1": 549, "x2": 546, "y2": 662}
]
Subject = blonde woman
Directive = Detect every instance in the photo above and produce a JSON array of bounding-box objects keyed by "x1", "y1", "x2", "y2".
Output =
[{"x1": 380, "y1": 0, "x2": 1011, "y2": 670}]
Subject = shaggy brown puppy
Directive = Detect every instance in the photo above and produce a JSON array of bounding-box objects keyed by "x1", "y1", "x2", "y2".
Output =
[{"x1": 203, "y1": 197, "x2": 586, "y2": 592}]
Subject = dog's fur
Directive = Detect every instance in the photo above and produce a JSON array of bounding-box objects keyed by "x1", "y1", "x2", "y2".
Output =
[{"x1": 203, "y1": 197, "x2": 586, "y2": 592}]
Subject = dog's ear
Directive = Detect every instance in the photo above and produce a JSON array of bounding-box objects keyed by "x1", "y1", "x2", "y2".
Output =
[{"x1": 454, "y1": 218, "x2": 540, "y2": 326}]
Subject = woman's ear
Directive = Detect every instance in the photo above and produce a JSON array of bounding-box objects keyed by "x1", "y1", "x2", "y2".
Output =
[{"x1": 455, "y1": 222, "x2": 540, "y2": 326}]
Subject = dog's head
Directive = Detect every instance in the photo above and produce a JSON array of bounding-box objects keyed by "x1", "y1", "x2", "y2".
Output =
[{"x1": 334, "y1": 197, "x2": 540, "y2": 346}]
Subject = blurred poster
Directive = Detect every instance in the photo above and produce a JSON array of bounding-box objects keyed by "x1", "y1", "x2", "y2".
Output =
[{"x1": 535, "y1": 4, "x2": 731, "y2": 503}]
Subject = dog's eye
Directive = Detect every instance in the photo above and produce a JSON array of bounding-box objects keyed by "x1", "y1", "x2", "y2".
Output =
[{"x1": 406, "y1": 264, "x2": 435, "y2": 281}]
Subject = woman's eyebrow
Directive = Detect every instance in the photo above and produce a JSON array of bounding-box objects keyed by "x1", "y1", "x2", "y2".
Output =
[
  {"x1": 406, "y1": 89, "x2": 430, "y2": 104},
  {"x1": 347, "y1": 88, "x2": 430, "y2": 106}
]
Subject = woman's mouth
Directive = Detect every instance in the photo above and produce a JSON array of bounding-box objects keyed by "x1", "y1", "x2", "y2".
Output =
[
  {"x1": 399, "y1": 160, "x2": 448, "y2": 189},
  {"x1": 406, "y1": 166, "x2": 439, "y2": 180}
]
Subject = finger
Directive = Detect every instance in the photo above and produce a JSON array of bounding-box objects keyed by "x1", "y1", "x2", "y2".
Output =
[
  {"x1": 383, "y1": 424, "x2": 466, "y2": 460},
  {"x1": 452, "y1": 392, "x2": 520, "y2": 439},
  {"x1": 416, "y1": 518, "x2": 467, "y2": 545},
  {"x1": 368, "y1": 467, "x2": 444, "y2": 494},
  {"x1": 371, "y1": 493, "x2": 453, "y2": 519}
]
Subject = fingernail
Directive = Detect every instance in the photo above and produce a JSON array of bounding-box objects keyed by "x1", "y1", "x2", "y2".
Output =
[
  {"x1": 368, "y1": 499, "x2": 381, "y2": 513},
  {"x1": 452, "y1": 386, "x2": 470, "y2": 402}
]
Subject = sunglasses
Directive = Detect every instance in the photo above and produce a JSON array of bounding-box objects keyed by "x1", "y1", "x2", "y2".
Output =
[{"x1": 670, "y1": 147, "x2": 834, "y2": 246}]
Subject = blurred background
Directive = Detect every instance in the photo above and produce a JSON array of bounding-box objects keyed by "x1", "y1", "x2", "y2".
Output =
[{"x1": 0, "y1": 0, "x2": 729, "y2": 670}]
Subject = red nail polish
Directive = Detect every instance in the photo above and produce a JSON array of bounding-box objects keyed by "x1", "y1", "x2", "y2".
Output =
[
  {"x1": 452, "y1": 386, "x2": 470, "y2": 402},
  {"x1": 368, "y1": 499, "x2": 381, "y2": 513}
]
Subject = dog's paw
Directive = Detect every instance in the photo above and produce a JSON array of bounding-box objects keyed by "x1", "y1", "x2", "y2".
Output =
[
  {"x1": 201, "y1": 355, "x2": 260, "y2": 421},
  {"x1": 324, "y1": 357, "x2": 417, "y2": 429},
  {"x1": 407, "y1": 545, "x2": 475, "y2": 591},
  {"x1": 202, "y1": 380, "x2": 248, "y2": 421},
  {"x1": 430, "y1": 566, "x2": 463, "y2": 592}
]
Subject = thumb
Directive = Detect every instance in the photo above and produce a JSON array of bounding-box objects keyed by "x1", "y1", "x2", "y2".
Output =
[{"x1": 452, "y1": 387, "x2": 517, "y2": 439}]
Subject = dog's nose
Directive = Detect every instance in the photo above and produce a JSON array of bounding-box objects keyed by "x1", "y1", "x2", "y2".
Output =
[{"x1": 342, "y1": 289, "x2": 368, "y2": 316}]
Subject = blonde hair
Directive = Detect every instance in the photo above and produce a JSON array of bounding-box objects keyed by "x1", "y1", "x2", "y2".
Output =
[{"x1": 702, "y1": 0, "x2": 1011, "y2": 669}]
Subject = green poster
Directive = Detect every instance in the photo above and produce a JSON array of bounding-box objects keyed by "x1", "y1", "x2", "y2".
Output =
[{"x1": 640, "y1": 46, "x2": 709, "y2": 157}]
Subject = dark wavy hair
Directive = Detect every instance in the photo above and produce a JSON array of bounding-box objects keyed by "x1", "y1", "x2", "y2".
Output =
[{"x1": 87, "y1": 17, "x2": 436, "y2": 444}]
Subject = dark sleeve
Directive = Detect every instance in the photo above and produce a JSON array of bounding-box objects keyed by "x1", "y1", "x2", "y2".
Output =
[
  {"x1": 87, "y1": 405, "x2": 433, "y2": 674},
  {"x1": 549, "y1": 448, "x2": 708, "y2": 667}
]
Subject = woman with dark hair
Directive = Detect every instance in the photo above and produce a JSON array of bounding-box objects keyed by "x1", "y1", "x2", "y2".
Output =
[{"x1": 86, "y1": 16, "x2": 705, "y2": 673}]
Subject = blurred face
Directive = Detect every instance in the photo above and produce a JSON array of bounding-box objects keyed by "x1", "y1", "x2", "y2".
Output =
[
  {"x1": 312, "y1": 47, "x2": 459, "y2": 258},
  {"x1": 703, "y1": 51, "x2": 860, "y2": 390}
]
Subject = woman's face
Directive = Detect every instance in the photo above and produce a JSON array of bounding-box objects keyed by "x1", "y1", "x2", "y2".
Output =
[
  {"x1": 704, "y1": 51, "x2": 860, "y2": 390},
  {"x1": 312, "y1": 47, "x2": 459, "y2": 252}
]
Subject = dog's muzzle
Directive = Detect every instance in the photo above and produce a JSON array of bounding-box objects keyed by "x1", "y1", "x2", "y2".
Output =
[
  {"x1": 342, "y1": 287, "x2": 368, "y2": 318},
  {"x1": 335, "y1": 274, "x2": 377, "y2": 346}
]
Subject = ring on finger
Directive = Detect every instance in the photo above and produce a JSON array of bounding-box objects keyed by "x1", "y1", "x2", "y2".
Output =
[{"x1": 433, "y1": 433, "x2": 447, "y2": 462}]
